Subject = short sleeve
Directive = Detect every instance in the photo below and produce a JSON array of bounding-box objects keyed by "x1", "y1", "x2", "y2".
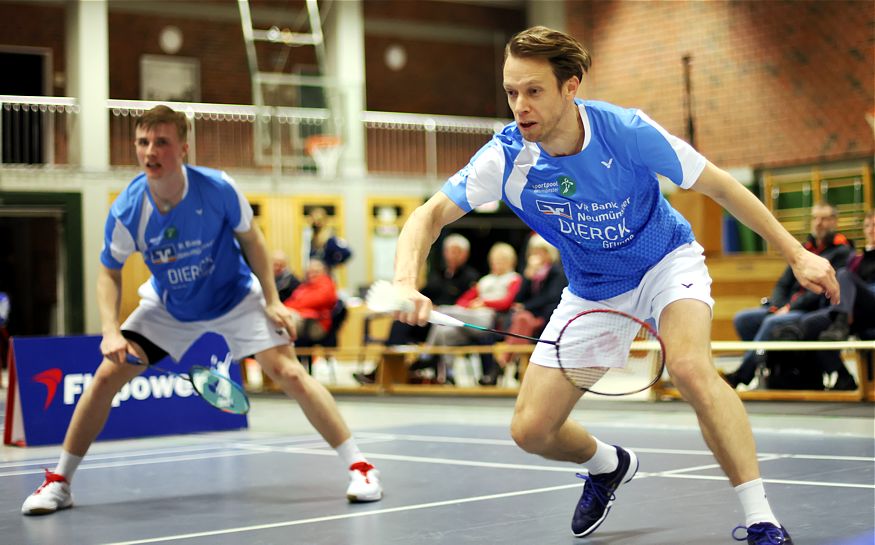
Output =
[
  {"x1": 633, "y1": 110, "x2": 706, "y2": 189},
  {"x1": 221, "y1": 171, "x2": 254, "y2": 232},
  {"x1": 441, "y1": 138, "x2": 506, "y2": 212},
  {"x1": 99, "y1": 212, "x2": 135, "y2": 269}
]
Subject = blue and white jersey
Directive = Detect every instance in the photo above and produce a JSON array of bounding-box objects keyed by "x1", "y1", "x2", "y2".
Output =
[
  {"x1": 442, "y1": 99, "x2": 706, "y2": 301},
  {"x1": 101, "y1": 165, "x2": 255, "y2": 321}
]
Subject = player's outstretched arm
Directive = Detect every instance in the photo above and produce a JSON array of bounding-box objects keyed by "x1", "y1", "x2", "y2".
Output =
[
  {"x1": 236, "y1": 224, "x2": 298, "y2": 340},
  {"x1": 692, "y1": 161, "x2": 839, "y2": 304},
  {"x1": 394, "y1": 192, "x2": 467, "y2": 326},
  {"x1": 96, "y1": 265, "x2": 130, "y2": 364}
]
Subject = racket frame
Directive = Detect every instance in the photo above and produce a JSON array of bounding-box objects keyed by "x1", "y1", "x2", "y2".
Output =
[
  {"x1": 125, "y1": 355, "x2": 250, "y2": 414},
  {"x1": 555, "y1": 308, "x2": 666, "y2": 396}
]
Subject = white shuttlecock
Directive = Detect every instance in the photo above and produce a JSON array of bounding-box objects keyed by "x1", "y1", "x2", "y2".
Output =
[
  {"x1": 365, "y1": 280, "x2": 414, "y2": 313},
  {"x1": 365, "y1": 281, "x2": 466, "y2": 329}
]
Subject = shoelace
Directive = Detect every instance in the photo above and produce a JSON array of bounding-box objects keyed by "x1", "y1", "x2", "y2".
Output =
[
  {"x1": 732, "y1": 524, "x2": 786, "y2": 544},
  {"x1": 36, "y1": 469, "x2": 67, "y2": 494},
  {"x1": 575, "y1": 472, "x2": 614, "y2": 511},
  {"x1": 349, "y1": 461, "x2": 375, "y2": 484}
]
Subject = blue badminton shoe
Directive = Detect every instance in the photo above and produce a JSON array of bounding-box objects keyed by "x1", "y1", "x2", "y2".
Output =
[
  {"x1": 732, "y1": 522, "x2": 794, "y2": 544},
  {"x1": 571, "y1": 446, "x2": 638, "y2": 537}
]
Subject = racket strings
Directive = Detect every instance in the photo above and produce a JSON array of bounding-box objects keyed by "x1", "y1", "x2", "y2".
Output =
[
  {"x1": 563, "y1": 366, "x2": 609, "y2": 391},
  {"x1": 190, "y1": 367, "x2": 249, "y2": 414},
  {"x1": 557, "y1": 310, "x2": 663, "y2": 395}
]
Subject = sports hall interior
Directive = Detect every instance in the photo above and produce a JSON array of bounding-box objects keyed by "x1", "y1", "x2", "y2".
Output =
[{"x1": 0, "y1": 2, "x2": 873, "y2": 544}]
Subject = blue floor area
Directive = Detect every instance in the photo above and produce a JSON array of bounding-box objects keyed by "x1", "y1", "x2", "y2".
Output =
[{"x1": 1, "y1": 419, "x2": 873, "y2": 545}]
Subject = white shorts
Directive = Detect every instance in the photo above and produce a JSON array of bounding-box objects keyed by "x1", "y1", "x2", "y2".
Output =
[
  {"x1": 531, "y1": 242, "x2": 714, "y2": 368},
  {"x1": 121, "y1": 275, "x2": 290, "y2": 361}
]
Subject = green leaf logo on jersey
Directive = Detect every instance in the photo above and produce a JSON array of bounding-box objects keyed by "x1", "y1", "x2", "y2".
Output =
[
  {"x1": 557, "y1": 176, "x2": 576, "y2": 197},
  {"x1": 164, "y1": 227, "x2": 178, "y2": 240}
]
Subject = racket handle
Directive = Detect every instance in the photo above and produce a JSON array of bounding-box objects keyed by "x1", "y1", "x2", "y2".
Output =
[
  {"x1": 428, "y1": 310, "x2": 466, "y2": 328},
  {"x1": 125, "y1": 354, "x2": 144, "y2": 365}
]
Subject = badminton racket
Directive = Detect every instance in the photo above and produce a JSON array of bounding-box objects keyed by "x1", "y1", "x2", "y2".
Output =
[
  {"x1": 125, "y1": 355, "x2": 250, "y2": 414},
  {"x1": 366, "y1": 281, "x2": 665, "y2": 396}
]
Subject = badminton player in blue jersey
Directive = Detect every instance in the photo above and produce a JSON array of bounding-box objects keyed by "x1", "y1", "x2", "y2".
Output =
[
  {"x1": 22, "y1": 105, "x2": 382, "y2": 515},
  {"x1": 392, "y1": 27, "x2": 837, "y2": 545}
]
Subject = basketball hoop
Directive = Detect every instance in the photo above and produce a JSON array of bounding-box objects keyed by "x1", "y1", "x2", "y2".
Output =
[{"x1": 305, "y1": 135, "x2": 343, "y2": 179}]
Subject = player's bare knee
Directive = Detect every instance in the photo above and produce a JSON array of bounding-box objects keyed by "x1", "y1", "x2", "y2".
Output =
[
  {"x1": 91, "y1": 365, "x2": 130, "y2": 395},
  {"x1": 510, "y1": 414, "x2": 551, "y2": 454},
  {"x1": 274, "y1": 360, "x2": 310, "y2": 393},
  {"x1": 666, "y1": 354, "x2": 709, "y2": 386},
  {"x1": 669, "y1": 356, "x2": 719, "y2": 403}
]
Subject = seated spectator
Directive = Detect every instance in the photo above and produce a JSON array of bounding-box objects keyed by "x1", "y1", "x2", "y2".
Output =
[
  {"x1": 411, "y1": 242, "x2": 522, "y2": 384},
  {"x1": 353, "y1": 234, "x2": 479, "y2": 385},
  {"x1": 479, "y1": 234, "x2": 566, "y2": 386},
  {"x1": 272, "y1": 249, "x2": 300, "y2": 302},
  {"x1": 815, "y1": 209, "x2": 875, "y2": 340},
  {"x1": 796, "y1": 209, "x2": 875, "y2": 390},
  {"x1": 725, "y1": 202, "x2": 852, "y2": 388},
  {"x1": 283, "y1": 259, "x2": 338, "y2": 346}
]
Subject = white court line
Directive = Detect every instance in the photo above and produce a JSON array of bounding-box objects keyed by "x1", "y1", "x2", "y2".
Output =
[
  {"x1": 231, "y1": 444, "x2": 875, "y2": 489},
  {"x1": 98, "y1": 482, "x2": 583, "y2": 545},
  {"x1": 659, "y1": 473, "x2": 875, "y2": 490},
  {"x1": 231, "y1": 442, "x2": 575, "y2": 472},
  {"x1": 95, "y1": 444, "x2": 875, "y2": 545},
  {"x1": 0, "y1": 436, "x2": 462, "y2": 478},
  {"x1": 0, "y1": 435, "x2": 327, "y2": 471},
  {"x1": 0, "y1": 445, "x2": 235, "y2": 470},
  {"x1": 1, "y1": 430, "x2": 869, "y2": 480},
  {"x1": 652, "y1": 453, "x2": 784, "y2": 477},
  {"x1": 0, "y1": 450, "x2": 270, "y2": 478},
  {"x1": 356, "y1": 432, "x2": 875, "y2": 462},
  {"x1": 357, "y1": 431, "x2": 519, "y2": 446}
]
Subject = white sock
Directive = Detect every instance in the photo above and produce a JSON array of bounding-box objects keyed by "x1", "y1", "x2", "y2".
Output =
[
  {"x1": 735, "y1": 478, "x2": 779, "y2": 527},
  {"x1": 53, "y1": 450, "x2": 83, "y2": 482},
  {"x1": 583, "y1": 438, "x2": 619, "y2": 475},
  {"x1": 335, "y1": 437, "x2": 367, "y2": 468}
]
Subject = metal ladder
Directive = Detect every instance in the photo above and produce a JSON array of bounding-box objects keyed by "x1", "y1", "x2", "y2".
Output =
[{"x1": 236, "y1": 0, "x2": 337, "y2": 170}]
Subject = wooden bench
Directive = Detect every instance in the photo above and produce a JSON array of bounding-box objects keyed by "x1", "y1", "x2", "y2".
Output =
[
  {"x1": 291, "y1": 343, "x2": 535, "y2": 397},
  {"x1": 262, "y1": 340, "x2": 875, "y2": 402},
  {"x1": 651, "y1": 340, "x2": 875, "y2": 402}
]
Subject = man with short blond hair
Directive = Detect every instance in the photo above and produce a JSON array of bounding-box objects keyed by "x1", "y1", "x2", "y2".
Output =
[{"x1": 22, "y1": 105, "x2": 382, "y2": 516}]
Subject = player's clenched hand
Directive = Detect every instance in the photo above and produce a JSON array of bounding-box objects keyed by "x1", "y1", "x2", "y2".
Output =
[
  {"x1": 394, "y1": 284, "x2": 432, "y2": 327},
  {"x1": 790, "y1": 249, "x2": 840, "y2": 305},
  {"x1": 265, "y1": 301, "x2": 298, "y2": 341},
  {"x1": 101, "y1": 330, "x2": 130, "y2": 365}
]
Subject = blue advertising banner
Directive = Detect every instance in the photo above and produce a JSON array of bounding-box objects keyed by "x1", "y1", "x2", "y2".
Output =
[{"x1": 5, "y1": 333, "x2": 248, "y2": 446}]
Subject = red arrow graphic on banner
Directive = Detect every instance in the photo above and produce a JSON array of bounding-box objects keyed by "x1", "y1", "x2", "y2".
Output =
[{"x1": 33, "y1": 368, "x2": 63, "y2": 410}]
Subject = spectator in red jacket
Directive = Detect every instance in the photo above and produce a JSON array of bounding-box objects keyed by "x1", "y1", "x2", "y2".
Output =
[{"x1": 283, "y1": 258, "x2": 338, "y2": 343}]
